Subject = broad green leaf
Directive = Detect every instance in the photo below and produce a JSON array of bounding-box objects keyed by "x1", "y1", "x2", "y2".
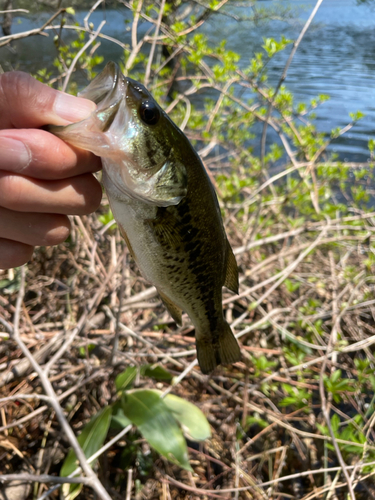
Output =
[
  {"x1": 60, "y1": 406, "x2": 112, "y2": 500},
  {"x1": 111, "y1": 402, "x2": 132, "y2": 430},
  {"x1": 115, "y1": 366, "x2": 137, "y2": 392},
  {"x1": 141, "y1": 364, "x2": 173, "y2": 382},
  {"x1": 121, "y1": 390, "x2": 192, "y2": 471},
  {"x1": 161, "y1": 393, "x2": 211, "y2": 441}
]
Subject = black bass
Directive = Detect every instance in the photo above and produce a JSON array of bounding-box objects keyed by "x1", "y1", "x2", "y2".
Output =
[{"x1": 50, "y1": 62, "x2": 240, "y2": 374}]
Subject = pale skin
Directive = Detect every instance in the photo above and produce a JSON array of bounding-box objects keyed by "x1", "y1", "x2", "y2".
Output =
[{"x1": 0, "y1": 71, "x2": 102, "y2": 270}]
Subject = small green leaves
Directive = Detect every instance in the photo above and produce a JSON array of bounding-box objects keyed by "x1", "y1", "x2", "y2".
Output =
[
  {"x1": 262, "y1": 36, "x2": 292, "y2": 57},
  {"x1": 121, "y1": 390, "x2": 193, "y2": 471},
  {"x1": 349, "y1": 110, "x2": 365, "y2": 122},
  {"x1": 251, "y1": 354, "x2": 277, "y2": 377},
  {"x1": 280, "y1": 383, "x2": 311, "y2": 409},
  {"x1": 60, "y1": 406, "x2": 112, "y2": 500},
  {"x1": 324, "y1": 370, "x2": 355, "y2": 403},
  {"x1": 317, "y1": 413, "x2": 367, "y2": 454},
  {"x1": 284, "y1": 278, "x2": 300, "y2": 293},
  {"x1": 98, "y1": 208, "x2": 117, "y2": 229}
]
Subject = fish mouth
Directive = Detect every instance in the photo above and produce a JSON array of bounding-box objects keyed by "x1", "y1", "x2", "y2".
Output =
[
  {"x1": 78, "y1": 61, "x2": 124, "y2": 106},
  {"x1": 78, "y1": 62, "x2": 151, "y2": 112}
]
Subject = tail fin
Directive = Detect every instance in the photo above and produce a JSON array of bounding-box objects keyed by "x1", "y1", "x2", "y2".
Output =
[{"x1": 196, "y1": 321, "x2": 241, "y2": 374}]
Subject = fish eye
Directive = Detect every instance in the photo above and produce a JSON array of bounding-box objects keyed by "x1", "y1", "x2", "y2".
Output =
[{"x1": 140, "y1": 100, "x2": 160, "y2": 125}]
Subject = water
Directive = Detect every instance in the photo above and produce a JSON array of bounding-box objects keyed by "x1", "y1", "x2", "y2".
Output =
[{"x1": 1, "y1": 0, "x2": 375, "y2": 162}]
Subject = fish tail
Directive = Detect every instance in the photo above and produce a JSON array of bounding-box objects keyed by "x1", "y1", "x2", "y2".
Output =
[{"x1": 196, "y1": 321, "x2": 241, "y2": 374}]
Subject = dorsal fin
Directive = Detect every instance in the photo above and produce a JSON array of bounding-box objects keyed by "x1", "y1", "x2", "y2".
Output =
[{"x1": 223, "y1": 240, "x2": 239, "y2": 294}]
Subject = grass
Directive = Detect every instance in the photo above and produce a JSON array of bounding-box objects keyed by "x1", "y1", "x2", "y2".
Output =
[{"x1": 1, "y1": 180, "x2": 375, "y2": 499}]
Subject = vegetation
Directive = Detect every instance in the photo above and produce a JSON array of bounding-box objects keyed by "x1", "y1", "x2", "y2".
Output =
[{"x1": 1, "y1": 1, "x2": 375, "y2": 499}]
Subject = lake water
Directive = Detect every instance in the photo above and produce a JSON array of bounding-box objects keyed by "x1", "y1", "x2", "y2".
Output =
[{"x1": 1, "y1": 0, "x2": 375, "y2": 163}]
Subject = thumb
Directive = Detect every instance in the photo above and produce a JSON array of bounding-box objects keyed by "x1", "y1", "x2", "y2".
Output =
[{"x1": 0, "y1": 71, "x2": 96, "y2": 129}]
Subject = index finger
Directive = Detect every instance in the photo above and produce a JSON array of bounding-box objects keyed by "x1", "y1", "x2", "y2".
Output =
[{"x1": 0, "y1": 71, "x2": 96, "y2": 129}]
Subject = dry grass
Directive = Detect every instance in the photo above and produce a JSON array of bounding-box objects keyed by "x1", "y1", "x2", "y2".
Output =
[{"x1": 1, "y1": 188, "x2": 375, "y2": 499}]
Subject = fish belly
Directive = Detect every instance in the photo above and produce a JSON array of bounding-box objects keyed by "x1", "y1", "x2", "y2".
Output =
[{"x1": 104, "y1": 173, "x2": 217, "y2": 317}]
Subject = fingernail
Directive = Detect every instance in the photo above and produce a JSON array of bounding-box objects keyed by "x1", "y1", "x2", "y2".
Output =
[
  {"x1": 54, "y1": 92, "x2": 96, "y2": 123},
  {"x1": 0, "y1": 137, "x2": 30, "y2": 171}
]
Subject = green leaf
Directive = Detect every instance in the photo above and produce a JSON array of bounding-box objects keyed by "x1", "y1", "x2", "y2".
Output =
[
  {"x1": 60, "y1": 406, "x2": 112, "y2": 499},
  {"x1": 115, "y1": 366, "x2": 137, "y2": 392},
  {"x1": 141, "y1": 364, "x2": 173, "y2": 382},
  {"x1": 66, "y1": 7, "x2": 76, "y2": 15},
  {"x1": 331, "y1": 369, "x2": 342, "y2": 384},
  {"x1": 121, "y1": 390, "x2": 192, "y2": 471},
  {"x1": 285, "y1": 278, "x2": 300, "y2": 293},
  {"x1": 331, "y1": 413, "x2": 340, "y2": 433},
  {"x1": 111, "y1": 401, "x2": 132, "y2": 430},
  {"x1": 349, "y1": 110, "x2": 365, "y2": 122},
  {"x1": 162, "y1": 393, "x2": 211, "y2": 441}
]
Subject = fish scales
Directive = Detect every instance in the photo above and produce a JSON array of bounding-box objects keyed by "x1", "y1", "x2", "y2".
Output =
[{"x1": 49, "y1": 61, "x2": 241, "y2": 374}]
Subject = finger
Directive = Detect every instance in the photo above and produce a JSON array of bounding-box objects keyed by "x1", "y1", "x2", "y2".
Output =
[
  {"x1": 0, "y1": 171, "x2": 102, "y2": 215},
  {"x1": 0, "y1": 238, "x2": 34, "y2": 270},
  {"x1": 0, "y1": 71, "x2": 96, "y2": 129},
  {"x1": 0, "y1": 129, "x2": 102, "y2": 179},
  {"x1": 0, "y1": 207, "x2": 70, "y2": 246}
]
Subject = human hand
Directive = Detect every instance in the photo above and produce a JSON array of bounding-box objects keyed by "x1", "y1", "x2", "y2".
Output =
[{"x1": 0, "y1": 71, "x2": 102, "y2": 270}]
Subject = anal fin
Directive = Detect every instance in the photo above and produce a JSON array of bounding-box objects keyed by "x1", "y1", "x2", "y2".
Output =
[
  {"x1": 158, "y1": 290, "x2": 183, "y2": 325},
  {"x1": 224, "y1": 239, "x2": 239, "y2": 294}
]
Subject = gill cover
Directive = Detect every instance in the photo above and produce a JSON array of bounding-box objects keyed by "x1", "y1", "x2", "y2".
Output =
[{"x1": 49, "y1": 62, "x2": 187, "y2": 207}]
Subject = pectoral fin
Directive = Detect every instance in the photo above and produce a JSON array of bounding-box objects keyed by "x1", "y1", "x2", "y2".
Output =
[
  {"x1": 224, "y1": 240, "x2": 239, "y2": 294},
  {"x1": 146, "y1": 209, "x2": 182, "y2": 251},
  {"x1": 158, "y1": 290, "x2": 183, "y2": 325},
  {"x1": 119, "y1": 225, "x2": 136, "y2": 261}
]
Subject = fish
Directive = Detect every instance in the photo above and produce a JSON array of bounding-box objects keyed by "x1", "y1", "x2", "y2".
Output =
[{"x1": 49, "y1": 61, "x2": 241, "y2": 374}]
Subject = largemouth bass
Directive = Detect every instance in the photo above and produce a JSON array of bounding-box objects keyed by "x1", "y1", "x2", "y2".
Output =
[{"x1": 50, "y1": 62, "x2": 240, "y2": 374}]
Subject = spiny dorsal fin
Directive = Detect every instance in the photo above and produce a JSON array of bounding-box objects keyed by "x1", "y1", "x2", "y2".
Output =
[
  {"x1": 224, "y1": 239, "x2": 239, "y2": 294},
  {"x1": 158, "y1": 289, "x2": 183, "y2": 325}
]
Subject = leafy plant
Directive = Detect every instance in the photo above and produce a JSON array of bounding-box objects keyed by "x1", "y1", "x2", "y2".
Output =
[
  {"x1": 121, "y1": 390, "x2": 192, "y2": 471},
  {"x1": 323, "y1": 369, "x2": 356, "y2": 404},
  {"x1": 280, "y1": 383, "x2": 311, "y2": 410},
  {"x1": 60, "y1": 364, "x2": 211, "y2": 487},
  {"x1": 60, "y1": 406, "x2": 112, "y2": 500}
]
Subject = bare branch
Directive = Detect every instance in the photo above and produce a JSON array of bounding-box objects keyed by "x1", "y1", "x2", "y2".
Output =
[{"x1": 9, "y1": 267, "x2": 112, "y2": 500}]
